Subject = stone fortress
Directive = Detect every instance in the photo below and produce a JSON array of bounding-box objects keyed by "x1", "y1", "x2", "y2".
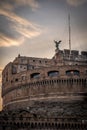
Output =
[{"x1": 0, "y1": 41, "x2": 87, "y2": 130}]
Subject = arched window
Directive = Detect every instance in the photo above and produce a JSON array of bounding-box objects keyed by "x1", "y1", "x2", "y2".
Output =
[
  {"x1": 66, "y1": 70, "x2": 80, "y2": 76},
  {"x1": 48, "y1": 71, "x2": 59, "y2": 77},
  {"x1": 30, "y1": 73, "x2": 40, "y2": 79}
]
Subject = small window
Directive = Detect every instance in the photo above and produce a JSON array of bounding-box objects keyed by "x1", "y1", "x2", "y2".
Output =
[
  {"x1": 39, "y1": 60, "x2": 41, "y2": 63},
  {"x1": 15, "y1": 78, "x2": 18, "y2": 82},
  {"x1": 33, "y1": 60, "x2": 35, "y2": 62},
  {"x1": 48, "y1": 71, "x2": 59, "y2": 77},
  {"x1": 30, "y1": 73, "x2": 40, "y2": 79},
  {"x1": 75, "y1": 64, "x2": 78, "y2": 65},
  {"x1": 11, "y1": 80, "x2": 13, "y2": 83}
]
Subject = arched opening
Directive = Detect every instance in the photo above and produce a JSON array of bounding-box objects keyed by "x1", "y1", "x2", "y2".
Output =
[
  {"x1": 30, "y1": 73, "x2": 40, "y2": 79},
  {"x1": 66, "y1": 70, "x2": 80, "y2": 76},
  {"x1": 31, "y1": 123, "x2": 34, "y2": 128},
  {"x1": 19, "y1": 115, "x2": 23, "y2": 120},
  {"x1": 35, "y1": 123, "x2": 37, "y2": 128},
  {"x1": 48, "y1": 71, "x2": 59, "y2": 77}
]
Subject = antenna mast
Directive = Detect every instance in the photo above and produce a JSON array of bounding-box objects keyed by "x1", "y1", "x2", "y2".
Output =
[{"x1": 68, "y1": 14, "x2": 71, "y2": 55}]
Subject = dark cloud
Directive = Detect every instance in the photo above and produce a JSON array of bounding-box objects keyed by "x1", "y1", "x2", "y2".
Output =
[
  {"x1": 0, "y1": 13, "x2": 24, "y2": 47},
  {"x1": 0, "y1": 15, "x2": 21, "y2": 40}
]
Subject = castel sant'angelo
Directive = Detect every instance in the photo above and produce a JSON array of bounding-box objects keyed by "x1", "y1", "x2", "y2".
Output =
[{"x1": 0, "y1": 40, "x2": 87, "y2": 130}]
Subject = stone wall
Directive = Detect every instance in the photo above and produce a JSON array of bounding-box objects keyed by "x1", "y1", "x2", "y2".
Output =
[
  {"x1": 2, "y1": 64, "x2": 87, "y2": 110},
  {"x1": 0, "y1": 109, "x2": 87, "y2": 130}
]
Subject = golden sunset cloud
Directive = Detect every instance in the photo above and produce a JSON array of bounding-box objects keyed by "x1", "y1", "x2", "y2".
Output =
[{"x1": 0, "y1": 33, "x2": 25, "y2": 47}]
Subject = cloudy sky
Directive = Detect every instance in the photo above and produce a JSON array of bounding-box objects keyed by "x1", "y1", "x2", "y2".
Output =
[{"x1": 0, "y1": 0, "x2": 87, "y2": 109}]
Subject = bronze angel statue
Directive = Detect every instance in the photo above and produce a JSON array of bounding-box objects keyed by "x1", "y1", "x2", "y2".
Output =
[{"x1": 54, "y1": 40, "x2": 61, "y2": 50}]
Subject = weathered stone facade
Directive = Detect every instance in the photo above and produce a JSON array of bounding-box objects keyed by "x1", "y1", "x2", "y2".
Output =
[
  {"x1": 0, "y1": 43, "x2": 87, "y2": 129},
  {"x1": 0, "y1": 109, "x2": 87, "y2": 130}
]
